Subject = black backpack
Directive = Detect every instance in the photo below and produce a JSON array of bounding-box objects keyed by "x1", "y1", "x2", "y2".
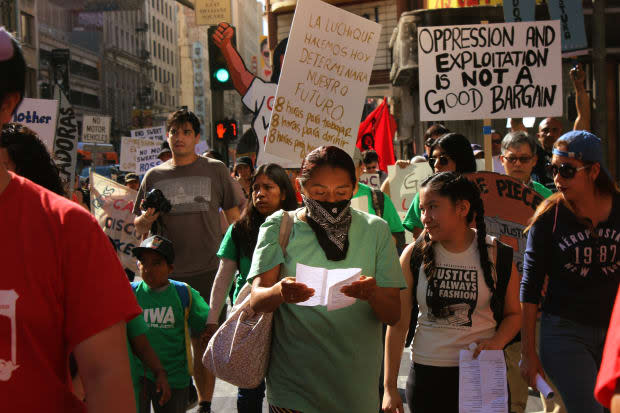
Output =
[
  {"x1": 369, "y1": 188, "x2": 385, "y2": 218},
  {"x1": 404, "y1": 235, "x2": 514, "y2": 347}
]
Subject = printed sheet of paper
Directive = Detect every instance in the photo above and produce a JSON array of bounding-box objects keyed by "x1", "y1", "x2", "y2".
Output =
[
  {"x1": 296, "y1": 263, "x2": 326, "y2": 307},
  {"x1": 325, "y1": 268, "x2": 360, "y2": 311},
  {"x1": 459, "y1": 349, "x2": 508, "y2": 413},
  {"x1": 295, "y1": 263, "x2": 360, "y2": 310}
]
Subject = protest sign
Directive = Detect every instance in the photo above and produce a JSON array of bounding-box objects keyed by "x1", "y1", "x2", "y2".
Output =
[
  {"x1": 195, "y1": 0, "x2": 231, "y2": 26},
  {"x1": 11, "y1": 98, "x2": 59, "y2": 151},
  {"x1": 90, "y1": 173, "x2": 140, "y2": 277},
  {"x1": 136, "y1": 143, "x2": 162, "y2": 175},
  {"x1": 130, "y1": 126, "x2": 166, "y2": 141},
  {"x1": 387, "y1": 162, "x2": 434, "y2": 220},
  {"x1": 359, "y1": 173, "x2": 381, "y2": 190},
  {"x1": 465, "y1": 172, "x2": 544, "y2": 273},
  {"x1": 120, "y1": 137, "x2": 153, "y2": 173},
  {"x1": 547, "y1": 0, "x2": 587, "y2": 52},
  {"x1": 503, "y1": 0, "x2": 535, "y2": 23},
  {"x1": 53, "y1": 87, "x2": 78, "y2": 195},
  {"x1": 418, "y1": 21, "x2": 562, "y2": 121},
  {"x1": 264, "y1": 0, "x2": 381, "y2": 165},
  {"x1": 82, "y1": 115, "x2": 111, "y2": 143}
]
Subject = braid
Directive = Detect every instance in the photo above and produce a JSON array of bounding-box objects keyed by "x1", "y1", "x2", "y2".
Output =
[
  {"x1": 421, "y1": 231, "x2": 443, "y2": 316},
  {"x1": 473, "y1": 197, "x2": 495, "y2": 293}
]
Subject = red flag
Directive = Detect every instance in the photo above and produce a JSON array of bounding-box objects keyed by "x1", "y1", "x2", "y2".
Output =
[{"x1": 356, "y1": 99, "x2": 396, "y2": 172}]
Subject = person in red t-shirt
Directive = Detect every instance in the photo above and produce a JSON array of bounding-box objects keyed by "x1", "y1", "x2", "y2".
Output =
[
  {"x1": 595, "y1": 286, "x2": 620, "y2": 412},
  {"x1": 0, "y1": 27, "x2": 142, "y2": 413}
]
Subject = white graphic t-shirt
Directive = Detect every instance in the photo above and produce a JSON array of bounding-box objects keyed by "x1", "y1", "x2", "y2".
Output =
[
  {"x1": 242, "y1": 77, "x2": 297, "y2": 167},
  {"x1": 412, "y1": 233, "x2": 498, "y2": 367}
]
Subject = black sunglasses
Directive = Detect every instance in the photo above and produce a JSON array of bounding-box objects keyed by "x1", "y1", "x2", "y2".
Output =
[
  {"x1": 429, "y1": 155, "x2": 450, "y2": 167},
  {"x1": 504, "y1": 156, "x2": 533, "y2": 164},
  {"x1": 546, "y1": 163, "x2": 590, "y2": 179}
]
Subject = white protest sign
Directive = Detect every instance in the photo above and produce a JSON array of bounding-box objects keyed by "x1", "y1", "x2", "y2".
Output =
[
  {"x1": 90, "y1": 173, "x2": 140, "y2": 277},
  {"x1": 131, "y1": 126, "x2": 166, "y2": 142},
  {"x1": 12, "y1": 98, "x2": 59, "y2": 151},
  {"x1": 53, "y1": 87, "x2": 79, "y2": 196},
  {"x1": 82, "y1": 115, "x2": 111, "y2": 143},
  {"x1": 265, "y1": 0, "x2": 381, "y2": 164},
  {"x1": 359, "y1": 173, "x2": 381, "y2": 190},
  {"x1": 136, "y1": 143, "x2": 162, "y2": 175},
  {"x1": 387, "y1": 162, "x2": 434, "y2": 219},
  {"x1": 120, "y1": 137, "x2": 153, "y2": 173},
  {"x1": 418, "y1": 21, "x2": 562, "y2": 121}
]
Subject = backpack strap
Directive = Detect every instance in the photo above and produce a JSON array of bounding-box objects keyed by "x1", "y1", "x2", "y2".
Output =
[
  {"x1": 169, "y1": 279, "x2": 194, "y2": 376},
  {"x1": 279, "y1": 210, "x2": 295, "y2": 256},
  {"x1": 405, "y1": 234, "x2": 425, "y2": 348},
  {"x1": 491, "y1": 240, "x2": 513, "y2": 329},
  {"x1": 370, "y1": 188, "x2": 384, "y2": 218}
]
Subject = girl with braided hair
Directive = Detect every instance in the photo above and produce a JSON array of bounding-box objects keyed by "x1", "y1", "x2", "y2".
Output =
[{"x1": 383, "y1": 172, "x2": 521, "y2": 413}]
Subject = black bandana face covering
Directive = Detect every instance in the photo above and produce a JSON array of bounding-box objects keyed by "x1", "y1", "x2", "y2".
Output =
[{"x1": 302, "y1": 195, "x2": 352, "y2": 261}]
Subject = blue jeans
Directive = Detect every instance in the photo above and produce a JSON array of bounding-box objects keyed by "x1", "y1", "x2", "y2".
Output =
[
  {"x1": 540, "y1": 312, "x2": 608, "y2": 413},
  {"x1": 237, "y1": 380, "x2": 266, "y2": 413}
]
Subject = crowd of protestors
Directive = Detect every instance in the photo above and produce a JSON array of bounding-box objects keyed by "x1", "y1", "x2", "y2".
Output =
[{"x1": 2, "y1": 25, "x2": 619, "y2": 413}]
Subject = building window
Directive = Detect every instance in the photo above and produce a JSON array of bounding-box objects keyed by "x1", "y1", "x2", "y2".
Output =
[
  {"x1": 153, "y1": 40, "x2": 156, "y2": 54},
  {"x1": 158, "y1": 43, "x2": 161, "y2": 59},
  {"x1": 152, "y1": 16, "x2": 155, "y2": 32},
  {"x1": 115, "y1": 27, "x2": 119, "y2": 47},
  {"x1": 152, "y1": 0, "x2": 154, "y2": 8},
  {"x1": 157, "y1": 20, "x2": 160, "y2": 35},
  {"x1": 20, "y1": 13, "x2": 34, "y2": 46},
  {"x1": 159, "y1": 67, "x2": 162, "y2": 82},
  {"x1": 171, "y1": 74, "x2": 174, "y2": 87}
]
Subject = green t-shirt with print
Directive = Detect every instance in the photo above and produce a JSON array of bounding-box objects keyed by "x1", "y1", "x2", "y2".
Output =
[
  {"x1": 531, "y1": 180, "x2": 553, "y2": 199},
  {"x1": 353, "y1": 183, "x2": 405, "y2": 234},
  {"x1": 127, "y1": 314, "x2": 149, "y2": 412},
  {"x1": 132, "y1": 280, "x2": 210, "y2": 388},
  {"x1": 247, "y1": 209, "x2": 406, "y2": 413},
  {"x1": 217, "y1": 224, "x2": 252, "y2": 304}
]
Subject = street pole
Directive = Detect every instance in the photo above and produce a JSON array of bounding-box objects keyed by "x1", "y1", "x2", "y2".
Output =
[{"x1": 592, "y1": 0, "x2": 607, "y2": 164}]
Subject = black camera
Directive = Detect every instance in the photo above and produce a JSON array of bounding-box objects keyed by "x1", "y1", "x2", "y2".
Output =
[{"x1": 142, "y1": 188, "x2": 172, "y2": 213}]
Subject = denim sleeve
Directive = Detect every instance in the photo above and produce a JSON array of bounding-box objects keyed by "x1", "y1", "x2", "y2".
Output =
[{"x1": 520, "y1": 212, "x2": 550, "y2": 304}]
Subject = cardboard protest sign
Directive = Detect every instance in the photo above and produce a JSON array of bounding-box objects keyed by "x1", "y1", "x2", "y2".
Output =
[
  {"x1": 418, "y1": 21, "x2": 562, "y2": 121},
  {"x1": 387, "y1": 162, "x2": 434, "y2": 220},
  {"x1": 120, "y1": 137, "x2": 153, "y2": 173},
  {"x1": 82, "y1": 115, "x2": 111, "y2": 143},
  {"x1": 12, "y1": 98, "x2": 59, "y2": 151},
  {"x1": 136, "y1": 143, "x2": 162, "y2": 175},
  {"x1": 53, "y1": 87, "x2": 79, "y2": 195},
  {"x1": 547, "y1": 0, "x2": 587, "y2": 52},
  {"x1": 264, "y1": 0, "x2": 381, "y2": 165},
  {"x1": 503, "y1": 0, "x2": 535, "y2": 23},
  {"x1": 195, "y1": 0, "x2": 231, "y2": 26},
  {"x1": 359, "y1": 173, "x2": 381, "y2": 190},
  {"x1": 465, "y1": 172, "x2": 544, "y2": 273},
  {"x1": 90, "y1": 173, "x2": 140, "y2": 276},
  {"x1": 351, "y1": 195, "x2": 369, "y2": 213},
  {"x1": 130, "y1": 126, "x2": 166, "y2": 142}
]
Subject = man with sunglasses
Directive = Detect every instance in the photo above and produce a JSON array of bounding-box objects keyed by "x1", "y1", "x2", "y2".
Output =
[
  {"x1": 500, "y1": 131, "x2": 553, "y2": 199},
  {"x1": 491, "y1": 130, "x2": 505, "y2": 174}
]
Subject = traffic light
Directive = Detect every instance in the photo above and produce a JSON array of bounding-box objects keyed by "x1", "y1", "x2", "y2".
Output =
[
  {"x1": 208, "y1": 26, "x2": 236, "y2": 90},
  {"x1": 215, "y1": 120, "x2": 238, "y2": 141}
]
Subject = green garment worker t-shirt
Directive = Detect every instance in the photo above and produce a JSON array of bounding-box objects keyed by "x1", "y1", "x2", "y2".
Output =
[
  {"x1": 247, "y1": 209, "x2": 406, "y2": 413},
  {"x1": 353, "y1": 183, "x2": 405, "y2": 234},
  {"x1": 217, "y1": 224, "x2": 252, "y2": 304},
  {"x1": 132, "y1": 280, "x2": 210, "y2": 388}
]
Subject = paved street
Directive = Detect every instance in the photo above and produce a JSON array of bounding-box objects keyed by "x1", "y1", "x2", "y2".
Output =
[{"x1": 185, "y1": 347, "x2": 550, "y2": 413}]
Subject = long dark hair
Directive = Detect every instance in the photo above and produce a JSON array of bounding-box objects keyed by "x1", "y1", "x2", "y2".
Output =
[
  {"x1": 0, "y1": 30, "x2": 26, "y2": 110},
  {"x1": 1, "y1": 123, "x2": 65, "y2": 196},
  {"x1": 270, "y1": 38, "x2": 288, "y2": 84},
  {"x1": 298, "y1": 146, "x2": 357, "y2": 188},
  {"x1": 430, "y1": 133, "x2": 477, "y2": 173},
  {"x1": 416, "y1": 172, "x2": 496, "y2": 318},
  {"x1": 232, "y1": 163, "x2": 298, "y2": 258}
]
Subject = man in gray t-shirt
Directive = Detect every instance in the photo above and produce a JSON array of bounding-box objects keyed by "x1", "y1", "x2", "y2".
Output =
[{"x1": 133, "y1": 109, "x2": 239, "y2": 412}]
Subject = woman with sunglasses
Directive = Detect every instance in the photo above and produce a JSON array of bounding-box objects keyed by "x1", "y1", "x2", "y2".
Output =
[
  {"x1": 403, "y1": 133, "x2": 477, "y2": 239},
  {"x1": 520, "y1": 131, "x2": 620, "y2": 413}
]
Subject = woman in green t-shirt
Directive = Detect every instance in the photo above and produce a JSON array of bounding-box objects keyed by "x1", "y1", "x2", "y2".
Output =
[
  {"x1": 247, "y1": 146, "x2": 406, "y2": 413},
  {"x1": 204, "y1": 163, "x2": 297, "y2": 413}
]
